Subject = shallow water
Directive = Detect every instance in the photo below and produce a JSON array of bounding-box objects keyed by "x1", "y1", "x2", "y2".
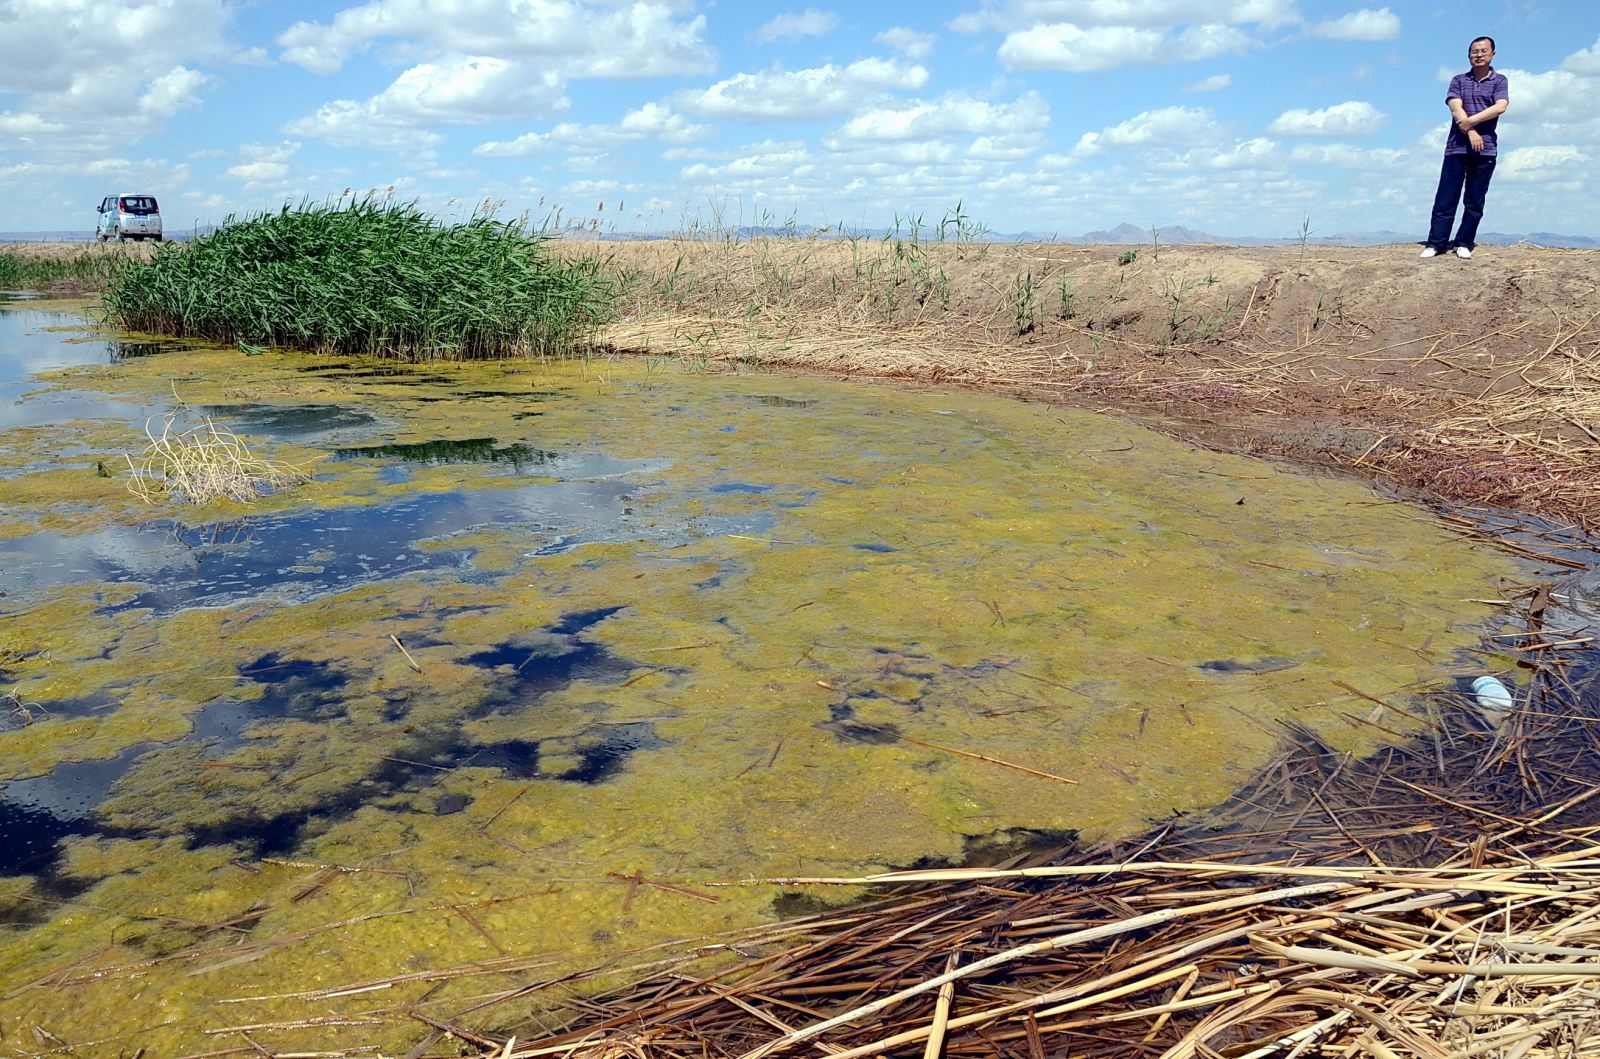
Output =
[{"x1": 0, "y1": 298, "x2": 1525, "y2": 1052}]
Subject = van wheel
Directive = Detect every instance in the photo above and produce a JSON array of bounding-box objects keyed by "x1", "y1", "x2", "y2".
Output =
[
  {"x1": 117, "y1": 234, "x2": 127, "y2": 242},
  {"x1": 96, "y1": 234, "x2": 108, "y2": 243}
]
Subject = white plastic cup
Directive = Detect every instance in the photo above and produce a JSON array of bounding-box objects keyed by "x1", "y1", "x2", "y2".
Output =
[{"x1": 1472, "y1": 675, "x2": 1514, "y2": 712}]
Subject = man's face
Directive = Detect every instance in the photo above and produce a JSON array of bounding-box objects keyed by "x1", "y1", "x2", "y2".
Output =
[{"x1": 1469, "y1": 41, "x2": 1495, "y2": 70}]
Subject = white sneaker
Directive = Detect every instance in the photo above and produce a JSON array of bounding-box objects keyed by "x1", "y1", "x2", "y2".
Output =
[
  {"x1": 1419, "y1": 246, "x2": 1439, "y2": 258},
  {"x1": 1455, "y1": 246, "x2": 1473, "y2": 259}
]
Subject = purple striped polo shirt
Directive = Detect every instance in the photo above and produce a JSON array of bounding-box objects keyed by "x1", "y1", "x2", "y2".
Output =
[{"x1": 1445, "y1": 69, "x2": 1509, "y2": 156}]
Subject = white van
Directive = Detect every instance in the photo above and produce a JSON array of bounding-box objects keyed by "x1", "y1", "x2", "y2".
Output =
[{"x1": 96, "y1": 194, "x2": 163, "y2": 242}]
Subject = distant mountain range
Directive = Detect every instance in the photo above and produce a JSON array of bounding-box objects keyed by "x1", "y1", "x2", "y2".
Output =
[
  {"x1": 4, "y1": 223, "x2": 1596, "y2": 249},
  {"x1": 1057, "y1": 221, "x2": 1600, "y2": 249},
  {"x1": 0, "y1": 230, "x2": 201, "y2": 243}
]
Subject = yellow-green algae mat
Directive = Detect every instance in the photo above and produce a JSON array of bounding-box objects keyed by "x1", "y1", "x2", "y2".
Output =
[{"x1": 0, "y1": 321, "x2": 1520, "y2": 1054}]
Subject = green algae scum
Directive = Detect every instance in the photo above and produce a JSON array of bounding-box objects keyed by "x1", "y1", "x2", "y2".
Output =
[{"x1": 0, "y1": 296, "x2": 1523, "y2": 1054}]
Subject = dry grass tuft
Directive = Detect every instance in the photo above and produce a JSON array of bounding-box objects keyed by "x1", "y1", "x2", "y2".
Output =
[
  {"x1": 2, "y1": 685, "x2": 43, "y2": 726},
  {"x1": 123, "y1": 413, "x2": 311, "y2": 504}
]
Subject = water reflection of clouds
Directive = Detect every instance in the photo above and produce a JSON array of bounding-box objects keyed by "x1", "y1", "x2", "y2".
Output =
[
  {"x1": 0, "y1": 308, "x2": 161, "y2": 429},
  {"x1": 0, "y1": 308, "x2": 102, "y2": 372},
  {"x1": 0, "y1": 522, "x2": 196, "y2": 599},
  {"x1": 0, "y1": 472, "x2": 673, "y2": 614},
  {"x1": 1, "y1": 462, "x2": 777, "y2": 615},
  {"x1": 0, "y1": 388, "x2": 156, "y2": 429}
]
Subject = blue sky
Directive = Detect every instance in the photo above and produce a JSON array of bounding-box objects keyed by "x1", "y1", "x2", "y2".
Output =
[{"x1": 2, "y1": 1, "x2": 1596, "y2": 238}]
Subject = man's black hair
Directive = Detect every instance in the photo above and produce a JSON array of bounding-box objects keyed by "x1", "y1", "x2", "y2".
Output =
[{"x1": 1471, "y1": 36, "x2": 1496, "y2": 51}]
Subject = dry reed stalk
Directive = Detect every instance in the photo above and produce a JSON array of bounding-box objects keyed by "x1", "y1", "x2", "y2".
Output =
[
  {"x1": 921, "y1": 953, "x2": 958, "y2": 1059},
  {"x1": 391, "y1": 635, "x2": 424, "y2": 672},
  {"x1": 124, "y1": 412, "x2": 311, "y2": 504}
]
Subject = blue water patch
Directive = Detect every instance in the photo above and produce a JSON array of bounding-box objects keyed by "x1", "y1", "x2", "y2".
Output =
[
  {"x1": 0, "y1": 690, "x2": 118, "y2": 729},
  {"x1": 0, "y1": 741, "x2": 160, "y2": 875},
  {"x1": 185, "y1": 654, "x2": 353, "y2": 756},
  {"x1": 464, "y1": 607, "x2": 632, "y2": 710}
]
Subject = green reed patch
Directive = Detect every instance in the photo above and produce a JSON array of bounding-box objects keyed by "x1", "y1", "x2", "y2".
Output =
[{"x1": 101, "y1": 199, "x2": 614, "y2": 359}]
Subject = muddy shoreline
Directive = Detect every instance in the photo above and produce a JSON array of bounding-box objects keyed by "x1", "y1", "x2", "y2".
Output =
[{"x1": 572, "y1": 239, "x2": 1600, "y2": 526}]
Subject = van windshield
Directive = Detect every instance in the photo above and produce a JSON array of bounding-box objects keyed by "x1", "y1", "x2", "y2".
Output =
[{"x1": 119, "y1": 197, "x2": 159, "y2": 214}]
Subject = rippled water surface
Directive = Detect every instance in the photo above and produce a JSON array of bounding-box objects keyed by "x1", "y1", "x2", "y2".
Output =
[{"x1": 0, "y1": 297, "x2": 1522, "y2": 1052}]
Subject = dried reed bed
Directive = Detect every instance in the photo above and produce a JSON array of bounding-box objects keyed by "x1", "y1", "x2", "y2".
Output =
[
  {"x1": 0, "y1": 241, "x2": 138, "y2": 291},
  {"x1": 0, "y1": 240, "x2": 157, "y2": 265},
  {"x1": 378, "y1": 578, "x2": 1600, "y2": 1059}
]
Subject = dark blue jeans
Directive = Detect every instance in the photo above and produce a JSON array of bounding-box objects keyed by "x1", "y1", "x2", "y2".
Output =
[{"x1": 1427, "y1": 152, "x2": 1496, "y2": 250}]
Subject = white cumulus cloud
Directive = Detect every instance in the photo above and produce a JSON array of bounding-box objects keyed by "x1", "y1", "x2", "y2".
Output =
[
  {"x1": 139, "y1": 67, "x2": 211, "y2": 117},
  {"x1": 0, "y1": 112, "x2": 67, "y2": 137},
  {"x1": 1498, "y1": 144, "x2": 1591, "y2": 183},
  {"x1": 680, "y1": 141, "x2": 816, "y2": 181},
  {"x1": 1288, "y1": 143, "x2": 1410, "y2": 169},
  {"x1": 876, "y1": 27, "x2": 937, "y2": 58},
  {"x1": 679, "y1": 58, "x2": 929, "y2": 121},
  {"x1": 1267, "y1": 100, "x2": 1385, "y2": 137},
  {"x1": 830, "y1": 91, "x2": 1049, "y2": 144},
  {"x1": 756, "y1": 9, "x2": 839, "y2": 43},
  {"x1": 1195, "y1": 136, "x2": 1279, "y2": 169},
  {"x1": 225, "y1": 141, "x2": 299, "y2": 184},
  {"x1": 474, "y1": 102, "x2": 711, "y2": 157},
  {"x1": 0, "y1": 0, "x2": 231, "y2": 153},
  {"x1": 285, "y1": 57, "x2": 566, "y2": 147},
  {"x1": 953, "y1": 0, "x2": 1299, "y2": 33},
  {"x1": 226, "y1": 159, "x2": 292, "y2": 184},
  {"x1": 278, "y1": 1, "x2": 714, "y2": 78},
  {"x1": 1072, "y1": 105, "x2": 1220, "y2": 156},
  {"x1": 1563, "y1": 35, "x2": 1600, "y2": 76},
  {"x1": 1184, "y1": 73, "x2": 1232, "y2": 92},
  {"x1": 1496, "y1": 68, "x2": 1586, "y2": 128},
  {"x1": 1311, "y1": 8, "x2": 1400, "y2": 42},
  {"x1": 999, "y1": 21, "x2": 1250, "y2": 71}
]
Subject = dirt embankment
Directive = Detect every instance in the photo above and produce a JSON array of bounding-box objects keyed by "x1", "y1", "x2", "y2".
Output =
[{"x1": 577, "y1": 239, "x2": 1600, "y2": 525}]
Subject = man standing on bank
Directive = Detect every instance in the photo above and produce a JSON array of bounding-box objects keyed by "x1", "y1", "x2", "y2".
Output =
[{"x1": 1421, "y1": 36, "x2": 1508, "y2": 260}]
